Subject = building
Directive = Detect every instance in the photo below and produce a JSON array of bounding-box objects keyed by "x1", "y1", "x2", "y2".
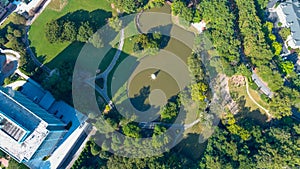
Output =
[
  {"x1": 0, "y1": 80, "x2": 88, "y2": 168},
  {"x1": 0, "y1": 0, "x2": 16, "y2": 25},
  {"x1": 0, "y1": 86, "x2": 66, "y2": 163},
  {"x1": 251, "y1": 72, "x2": 273, "y2": 98},
  {"x1": 275, "y1": 0, "x2": 300, "y2": 49}
]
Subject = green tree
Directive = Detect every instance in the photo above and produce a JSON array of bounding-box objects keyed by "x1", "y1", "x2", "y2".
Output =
[
  {"x1": 45, "y1": 20, "x2": 62, "y2": 43},
  {"x1": 191, "y1": 82, "x2": 207, "y2": 102},
  {"x1": 90, "y1": 142, "x2": 101, "y2": 156},
  {"x1": 89, "y1": 33, "x2": 104, "y2": 48},
  {"x1": 270, "y1": 95, "x2": 292, "y2": 119},
  {"x1": 272, "y1": 42, "x2": 282, "y2": 55},
  {"x1": 62, "y1": 21, "x2": 77, "y2": 41},
  {"x1": 279, "y1": 27, "x2": 291, "y2": 41},
  {"x1": 160, "y1": 102, "x2": 178, "y2": 122},
  {"x1": 13, "y1": 29, "x2": 22, "y2": 38},
  {"x1": 77, "y1": 22, "x2": 94, "y2": 42},
  {"x1": 279, "y1": 60, "x2": 294, "y2": 76},
  {"x1": 108, "y1": 17, "x2": 122, "y2": 32},
  {"x1": 122, "y1": 123, "x2": 141, "y2": 138}
]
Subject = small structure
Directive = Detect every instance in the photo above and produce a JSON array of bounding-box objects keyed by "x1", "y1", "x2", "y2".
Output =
[
  {"x1": 192, "y1": 20, "x2": 206, "y2": 34},
  {"x1": 251, "y1": 73, "x2": 273, "y2": 98},
  {"x1": 275, "y1": 0, "x2": 300, "y2": 49}
]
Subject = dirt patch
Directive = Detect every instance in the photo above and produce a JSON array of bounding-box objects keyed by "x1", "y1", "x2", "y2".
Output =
[
  {"x1": 48, "y1": 0, "x2": 68, "y2": 11},
  {"x1": 230, "y1": 75, "x2": 245, "y2": 87}
]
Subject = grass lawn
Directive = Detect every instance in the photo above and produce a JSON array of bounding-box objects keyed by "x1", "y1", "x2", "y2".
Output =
[
  {"x1": 229, "y1": 80, "x2": 265, "y2": 112},
  {"x1": 29, "y1": 0, "x2": 112, "y2": 68},
  {"x1": 248, "y1": 88, "x2": 270, "y2": 109},
  {"x1": 229, "y1": 78, "x2": 270, "y2": 124}
]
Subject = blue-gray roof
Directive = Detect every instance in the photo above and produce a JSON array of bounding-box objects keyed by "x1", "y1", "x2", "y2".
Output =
[
  {"x1": 251, "y1": 73, "x2": 273, "y2": 98},
  {"x1": 281, "y1": 0, "x2": 300, "y2": 46},
  {"x1": 0, "y1": 87, "x2": 65, "y2": 126}
]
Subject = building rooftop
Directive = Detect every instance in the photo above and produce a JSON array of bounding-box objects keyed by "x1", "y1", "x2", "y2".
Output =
[
  {"x1": 252, "y1": 73, "x2": 273, "y2": 98},
  {"x1": 280, "y1": 0, "x2": 300, "y2": 46},
  {"x1": 0, "y1": 88, "x2": 49, "y2": 162},
  {"x1": 0, "y1": 111, "x2": 29, "y2": 142}
]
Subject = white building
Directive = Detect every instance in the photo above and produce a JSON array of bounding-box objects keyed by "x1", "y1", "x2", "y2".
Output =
[{"x1": 275, "y1": 0, "x2": 300, "y2": 49}]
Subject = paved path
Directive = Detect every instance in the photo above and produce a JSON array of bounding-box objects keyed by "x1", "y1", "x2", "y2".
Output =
[
  {"x1": 135, "y1": 11, "x2": 143, "y2": 34},
  {"x1": 86, "y1": 29, "x2": 125, "y2": 104},
  {"x1": 140, "y1": 118, "x2": 200, "y2": 130},
  {"x1": 63, "y1": 125, "x2": 96, "y2": 169},
  {"x1": 245, "y1": 77, "x2": 272, "y2": 119},
  {"x1": 24, "y1": 26, "x2": 52, "y2": 74}
]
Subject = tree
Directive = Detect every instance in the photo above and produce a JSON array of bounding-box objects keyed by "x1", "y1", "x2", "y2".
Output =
[
  {"x1": 279, "y1": 60, "x2": 294, "y2": 76},
  {"x1": 77, "y1": 22, "x2": 94, "y2": 42},
  {"x1": 236, "y1": 64, "x2": 251, "y2": 77},
  {"x1": 109, "y1": 0, "x2": 145, "y2": 13},
  {"x1": 122, "y1": 123, "x2": 141, "y2": 138},
  {"x1": 90, "y1": 142, "x2": 101, "y2": 156},
  {"x1": 13, "y1": 29, "x2": 22, "y2": 38},
  {"x1": 191, "y1": 82, "x2": 207, "y2": 102},
  {"x1": 62, "y1": 21, "x2": 77, "y2": 41},
  {"x1": 279, "y1": 27, "x2": 291, "y2": 41},
  {"x1": 108, "y1": 17, "x2": 122, "y2": 32},
  {"x1": 270, "y1": 95, "x2": 292, "y2": 119},
  {"x1": 171, "y1": 0, "x2": 194, "y2": 22},
  {"x1": 89, "y1": 33, "x2": 104, "y2": 48},
  {"x1": 45, "y1": 20, "x2": 62, "y2": 43},
  {"x1": 272, "y1": 42, "x2": 282, "y2": 55},
  {"x1": 160, "y1": 102, "x2": 178, "y2": 122}
]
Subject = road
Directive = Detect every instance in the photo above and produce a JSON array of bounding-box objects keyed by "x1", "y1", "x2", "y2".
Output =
[{"x1": 58, "y1": 124, "x2": 96, "y2": 169}]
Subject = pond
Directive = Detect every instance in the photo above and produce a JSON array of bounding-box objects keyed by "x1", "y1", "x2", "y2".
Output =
[{"x1": 109, "y1": 4, "x2": 195, "y2": 114}]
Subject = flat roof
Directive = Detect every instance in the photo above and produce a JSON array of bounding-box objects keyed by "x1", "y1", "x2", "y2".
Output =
[
  {"x1": 0, "y1": 112, "x2": 28, "y2": 142},
  {"x1": 0, "y1": 88, "x2": 49, "y2": 162}
]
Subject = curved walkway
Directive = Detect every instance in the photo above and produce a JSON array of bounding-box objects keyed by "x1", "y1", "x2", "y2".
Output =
[
  {"x1": 135, "y1": 11, "x2": 143, "y2": 34},
  {"x1": 245, "y1": 77, "x2": 272, "y2": 119},
  {"x1": 24, "y1": 26, "x2": 51, "y2": 74},
  {"x1": 86, "y1": 29, "x2": 125, "y2": 104}
]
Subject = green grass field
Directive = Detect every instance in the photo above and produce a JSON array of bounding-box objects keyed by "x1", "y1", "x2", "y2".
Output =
[{"x1": 28, "y1": 0, "x2": 112, "y2": 68}]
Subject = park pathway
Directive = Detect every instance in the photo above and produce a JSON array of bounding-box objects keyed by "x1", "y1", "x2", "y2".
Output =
[
  {"x1": 86, "y1": 28, "x2": 125, "y2": 105},
  {"x1": 245, "y1": 77, "x2": 272, "y2": 119},
  {"x1": 24, "y1": 26, "x2": 51, "y2": 74}
]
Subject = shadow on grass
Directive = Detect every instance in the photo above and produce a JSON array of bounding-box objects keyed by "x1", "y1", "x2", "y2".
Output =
[{"x1": 45, "y1": 41, "x2": 84, "y2": 69}]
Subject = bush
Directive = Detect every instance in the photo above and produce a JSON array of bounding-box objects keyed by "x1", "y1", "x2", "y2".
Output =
[
  {"x1": 260, "y1": 94, "x2": 270, "y2": 103},
  {"x1": 278, "y1": 22, "x2": 282, "y2": 27},
  {"x1": 249, "y1": 81, "x2": 259, "y2": 90}
]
